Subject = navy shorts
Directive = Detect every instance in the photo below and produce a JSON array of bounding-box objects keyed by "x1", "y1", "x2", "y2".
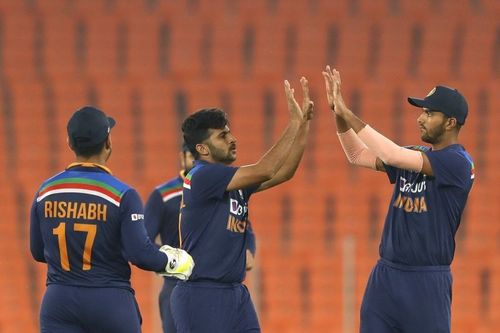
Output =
[
  {"x1": 40, "y1": 284, "x2": 142, "y2": 333},
  {"x1": 171, "y1": 281, "x2": 260, "y2": 333},
  {"x1": 360, "y1": 258, "x2": 452, "y2": 333},
  {"x1": 159, "y1": 277, "x2": 178, "y2": 333}
]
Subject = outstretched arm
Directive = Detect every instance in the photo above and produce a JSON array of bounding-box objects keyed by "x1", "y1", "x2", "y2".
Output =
[
  {"x1": 255, "y1": 77, "x2": 314, "y2": 192},
  {"x1": 322, "y1": 67, "x2": 382, "y2": 171},
  {"x1": 323, "y1": 66, "x2": 430, "y2": 175},
  {"x1": 226, "y1": 78, "x2": 311, "y2": 192}
]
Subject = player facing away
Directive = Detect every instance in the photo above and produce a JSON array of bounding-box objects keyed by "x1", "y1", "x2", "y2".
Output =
[
  {"x1": 171, "y1": 78, "x2": 314, "y2": 333},
  {"x1": 144, "y1": 143, "x2": 259, "y2": 333},
  {"x1": 30, "y1": 106, "x2": 194, "y2": 333},
  {"x1": 323, "y1": 67, "x2": 474, "y2": 333}
]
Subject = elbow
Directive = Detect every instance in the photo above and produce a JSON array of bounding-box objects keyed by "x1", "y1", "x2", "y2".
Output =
[
  {"x1": 281, "y1": 170, "x2": 296, "y2": 182},
  {"x1": 31, "y1": 252, "x2": 46, "y2": 263},
  {"x1": 254, "y1": 166, "x2": 276, "y2": 182},
  {"x1": 30, "y1": 244, "x2": 46, "y2": 263}
]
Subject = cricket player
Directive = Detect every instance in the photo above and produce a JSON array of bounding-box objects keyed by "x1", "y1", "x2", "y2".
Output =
[
  {"x1": 30, "y1": 106, "x2": 194, "y2": 333},
  {"x1": 145, "y1": 142, "x2": 259, "y2": 333},
  {"x1": 323, "y1": 67, "x2": 474, "y2": 333},
  {"x1": 171, "y1": 78, "x2": 314, "y2": 332}
]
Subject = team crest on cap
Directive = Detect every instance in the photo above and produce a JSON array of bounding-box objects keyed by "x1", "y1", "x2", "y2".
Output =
[{"x1": 426, "y1": 87, "x2": 436, "y2": 97}]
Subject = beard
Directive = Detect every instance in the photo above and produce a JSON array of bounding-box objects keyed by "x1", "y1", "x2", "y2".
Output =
[
  {"x1": 208, "y1": 142, "x2": 236, "y2": 164},
  {"x1": 421, "y1": 123, "x2": 446, "y2": 144}
]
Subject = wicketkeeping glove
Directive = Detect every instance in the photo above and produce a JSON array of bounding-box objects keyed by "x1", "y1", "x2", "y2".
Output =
[{"x1": 158, "y1": 245, "x2": 195, "y2": 281}]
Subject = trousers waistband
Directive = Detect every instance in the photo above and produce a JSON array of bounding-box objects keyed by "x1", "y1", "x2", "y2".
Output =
[{"x1": 378, "y1": 258, "x2": 450, "y2": 272}]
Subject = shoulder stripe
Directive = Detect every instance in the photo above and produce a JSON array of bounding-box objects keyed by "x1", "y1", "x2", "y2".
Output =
[
  {"x1": 40, "y1": 177, "x2": 123, "y2": 197},
  {"x1": 36, "y1": 188, "x2": 120, "y2": 206},
  {"x1": 159, "y1": 183, "x2": 182, "y2": 196},
  {"x1": 162, "y1": 190, "x2": 183, "y2": 203},
  {"x1": 457, "y1": 151, "x2": 475, "y2": 179},
  {"x1": 39, "y1": 183, "x2": 121, "y2": 202}
]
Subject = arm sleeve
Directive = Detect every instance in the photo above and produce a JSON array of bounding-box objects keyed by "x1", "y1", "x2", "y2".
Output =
[
  {"x1": 425, "y1": 150, "x2": 473, "y2": 188},
  {"x1": 192, "y1": 164, "x2": 238, "y2": 200},
  {"x1": 357, "y1": 125, "x2": 423, "y2": 172},
  {"x1": 144, "y1": 190, "x2": 163, "y2": 243},
  {"x1": 337, "y1": 129, "x2": 377, "y2": 169},
  {"x1": 29, "y1": 195, "x2": 46, "y2": 263},
  {"x1": 120, "y1": 189, "x2": 168, "y2": 272}
]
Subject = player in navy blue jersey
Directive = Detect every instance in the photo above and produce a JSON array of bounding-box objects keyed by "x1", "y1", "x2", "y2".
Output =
[
  {"x1": 145, "y1": 143, "x2": 258, "y2": 333},
  {"x1": 30, "y1": 106, "x2": 194, "y2": 333},
  {"x1": 323, "y1": 67, "x2": 474, "y2": 333},
  {"x1": 171, "y1": 78, "x2": 314, "y2": 332}
]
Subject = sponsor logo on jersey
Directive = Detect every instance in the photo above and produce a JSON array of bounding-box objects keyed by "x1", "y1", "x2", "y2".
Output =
[
  {"x1": 394, "y1": 176, "x2": 428, "y2": 213},
  {"x1": 399, "y1": 177, "x2": 426, "y2": 193},
  {"x1": 230, "y1": 198, "x2": 248, "y2": 216},
  {"x1": 131, "y1": 213, "x2": 144, "y2": 221}
]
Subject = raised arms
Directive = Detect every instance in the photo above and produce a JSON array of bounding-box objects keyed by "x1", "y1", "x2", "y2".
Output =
[
  {"x1": 323, "y1": 66, "x2": 433, "y2": 176},
  {"x1": 226, "y1": 78, "x2": 314, "y2": 192}
]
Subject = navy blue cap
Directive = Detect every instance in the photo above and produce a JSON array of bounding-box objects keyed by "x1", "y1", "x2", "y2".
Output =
[
  {"x1": 408, "y1": 85, "x2": 468, "y2": 124},
  {"x1": 67, "y1": 106, "x2": 116, "y2": 148}
]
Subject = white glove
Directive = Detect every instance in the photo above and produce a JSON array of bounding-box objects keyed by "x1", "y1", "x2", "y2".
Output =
[{"x1": 158, "y1": 245, "x2": 194, "y2": 281}]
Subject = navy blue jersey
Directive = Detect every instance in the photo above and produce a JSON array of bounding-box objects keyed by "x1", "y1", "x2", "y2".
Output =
[
  {"x1": 145, "y1": 173, "x2": 184, "y2": 248},
  {"x1": 381, "y1": 144, "x2": 474, "y2": 265},
  {"x1": 30, "y1": 163, "x2": 168, "y2": 289},
  {"x1": 180, "y1": 160, "x2": 258, "y2": 283},
  {"x1": 145, "y1": 172, "x2": 257, "y2": 253}
]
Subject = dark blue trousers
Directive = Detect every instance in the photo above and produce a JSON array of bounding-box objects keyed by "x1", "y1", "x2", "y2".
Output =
[
  {"x1": 159, "y1": 278, "x2": 178, "y2": 333},
  {"x1": 40, "y1": 284, "x2": 142, "y2": 333},
  {"x1": 171, "y1": 281, "x2": 260, "y2": 333},
  {"x1": 360, "y1": 258, "x2": 452, "y2": 333}
]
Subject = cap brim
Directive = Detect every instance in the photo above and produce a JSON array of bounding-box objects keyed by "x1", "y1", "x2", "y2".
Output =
[
  {"x1": 407, "y1": 97, "x2": 428, "y2": 108},
  {"x1": 108, "y1": 117, "x2": 116, "y2": 128}
]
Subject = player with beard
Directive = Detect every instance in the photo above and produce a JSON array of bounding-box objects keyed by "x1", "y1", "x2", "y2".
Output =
[
  {"x1": 171, "y1": 78, "x2": 314, "y2": 332},
  {"x1": 323, "y1": 67, "x2": 474, "y2": 333},
  {"x1": 145, "y1": 143, "x2": 258, "y2": 333}
]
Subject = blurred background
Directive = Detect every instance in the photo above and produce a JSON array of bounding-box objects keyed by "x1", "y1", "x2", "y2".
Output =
[{"x1": 0, "y1": 0, "x2": 498, "y2": 332}]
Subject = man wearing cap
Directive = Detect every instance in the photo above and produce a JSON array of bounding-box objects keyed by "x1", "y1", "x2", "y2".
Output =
[
  {"x1": 322, "y1": 67, "x2": 474, "y2": 333},
  {"x1": 144, "y1": 143, "x2": 259, "y2": 333},
  {"x1": 30, "y1": 106, "x2": 195, "y2": 333}
]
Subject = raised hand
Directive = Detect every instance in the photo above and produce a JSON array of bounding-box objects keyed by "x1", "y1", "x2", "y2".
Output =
[
  {"x1": 284, "y1": 79, "x2": 304, "y2": 122},
  {"x1": 285, "y1": 77, "x2": 314, "y2": 123},
  {"x1": 322, "y1": 66, "x2": 349, "y2": 116},
  {"x1": 300, "y1": 76, "x2": 314, "y2": 121}
]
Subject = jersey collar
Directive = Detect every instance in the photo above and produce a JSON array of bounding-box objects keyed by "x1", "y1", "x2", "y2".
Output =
[{"x1": 66, "y1": 162, "x2": 113, "y2": 175}]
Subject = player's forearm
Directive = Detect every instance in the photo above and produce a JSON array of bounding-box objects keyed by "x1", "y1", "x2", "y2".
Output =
[
  {"x1": 278, "y1": 121, "x2": 310, "y2": 178},
  {"x1": 337, "y1": 128, "x2": 377, "y2": 169},
  {"x1": 125, "y1": 237, "x2": 168, "y2": 272},
  {"x1": 123, "y1": 229, "x2": 167, "y2": 272},
  {"x1": 262, "y1": 121, "x2": 310, "y2": 186},
  {"x1": 334, "y1": 113, "x2": 351, "y2": 133},
  {"x1": 254, "y1": 119, "x2": 302, "y2": 179},
  {"x1": 337, "y1": 108, "x2": 367, "y2": 133},
  {"x1": 357, "y1": 125, "x2": 423, "y2": 172}
]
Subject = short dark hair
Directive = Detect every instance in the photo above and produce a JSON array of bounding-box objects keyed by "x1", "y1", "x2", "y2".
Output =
[
  {"x1": 70, "y1": 138, "x2": 107, "y2": 158},
  {"x1": 182, "y1": 108, "x2": 228, "y2": 159}
]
